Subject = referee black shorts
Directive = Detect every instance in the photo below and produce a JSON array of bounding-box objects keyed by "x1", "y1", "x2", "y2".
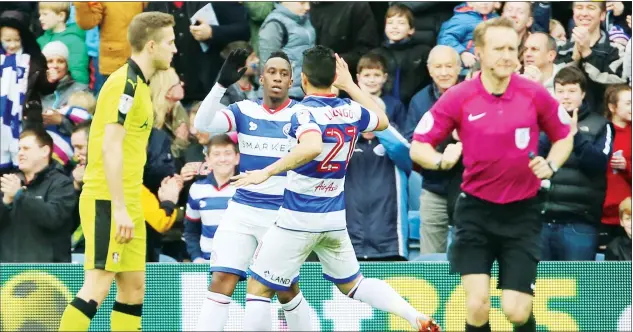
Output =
[{"x1": 448, "y1": 191, "x2": 543, "y2": 295}]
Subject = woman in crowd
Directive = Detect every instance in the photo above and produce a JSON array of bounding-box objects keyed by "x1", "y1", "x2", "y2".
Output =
[{"x1": 150, "y1": 68, "x2": 190, "y2": 161}]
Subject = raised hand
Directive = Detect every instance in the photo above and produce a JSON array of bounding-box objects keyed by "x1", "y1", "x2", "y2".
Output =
[{"x1": 216, "y1": 49, "x2": 249, "y2": 88}]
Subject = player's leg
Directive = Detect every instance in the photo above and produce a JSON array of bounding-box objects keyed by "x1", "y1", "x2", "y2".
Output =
[
  {"x1": 317, "y1": 230, "x2": 438, "y2": 331},
  {"x1": 59, "y1": 198, "x2": 116, "y2": 331},
  {"x1": 196, "y1": 211, "x2": 261, "y2": 331},
  {"x1": 277, "y1": 283, "x2": 313, "y2": 331},
  {"x1": 110, "y1": 216, "x2": 147, "y2": 332},
  {"x1": 245, "y1": 226, "x2": 314, "y2": 330},
  {"x1": 498, "y1": 199, "x2": 542, "y2": 332},
  {"x1": 448, "y1": 193, "x2": 496, "y2": 332}
]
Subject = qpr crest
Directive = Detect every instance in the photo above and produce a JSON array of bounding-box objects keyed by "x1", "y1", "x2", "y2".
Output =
[{"x1": 282, "y1": 123, "x2": 291, "y2": 138}]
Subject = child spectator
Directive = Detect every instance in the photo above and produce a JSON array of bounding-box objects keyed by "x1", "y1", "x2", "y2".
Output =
[
  {"x1": 37, "y1": 2, "x2": 88, "y2": 84},
  {"x1": 258, "y1": 1, "x2": 315, "y2": 100},
  {"x1": 67, "y1": 90, "x2": 96, "y2": 115},
  {"x1": 219, "y1": 42, "x2": 259, "y2": 105},
  {"x1": 150, "y1": 68, "x2": 191, "y2": 160},
  {"x1": 605, "y1": 197, "x2": 632, "y2": 261},
  {"x1": 356, "y1": 53, "x2": 407, "y2": 132},
  {"x1": 371, "y1": 4, "x2": 431, "y2": 106},
  {"x1": 438, "y1": 2, "x2": 498, "y2": 70},
  {"x1": 549, "y1": 19, "x2": 568, "y2": 45},
  {"x1": 1, "y1": 10, "x2": 55, "y2": 173},
  {"x1": 602, "y1": 84, "x2": 632, "y2": 246},
  {"x1": 184, "y1": 134, "x2": 239, "y2": 263}
]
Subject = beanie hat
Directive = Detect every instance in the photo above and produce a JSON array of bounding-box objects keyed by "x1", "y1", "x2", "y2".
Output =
[{"x1": 42, "y1": 41, "x2": 69, "y2": 60}]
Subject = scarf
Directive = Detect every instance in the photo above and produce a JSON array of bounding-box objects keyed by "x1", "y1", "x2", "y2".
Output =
[{"x1": 0, "y1": 51, "x2": 29, "y2": 169}]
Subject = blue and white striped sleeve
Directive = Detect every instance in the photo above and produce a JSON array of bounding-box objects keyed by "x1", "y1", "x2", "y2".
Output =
[
  {"x1": 353, "y1": 100, "x2": 379, "y2": 133},
  {"x1": 290, "y1": 107, "x2": 322, "y2": 141}
]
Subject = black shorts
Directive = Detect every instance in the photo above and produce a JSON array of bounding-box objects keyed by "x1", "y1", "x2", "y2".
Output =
[{"x1": 448, "y1": 191, "x2": 542, "y2": 295}]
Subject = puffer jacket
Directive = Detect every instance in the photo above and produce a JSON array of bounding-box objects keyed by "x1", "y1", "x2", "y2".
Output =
[
  {"x1": 258, "y1": 4, "x2": 316, "y2": 99},
  {"x1": 437, "y1": 3, "x2": 499, "y2": 55},
  {"x1": 73, "y1": 2, "x2": 146, "y2": 75},
  {"x1": 37, "y1": 23, "x2": 89, "y2": 84}
]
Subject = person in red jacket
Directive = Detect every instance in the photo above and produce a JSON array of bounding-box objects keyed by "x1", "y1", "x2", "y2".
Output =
[{"x1": 601, "y1": 84, "x2": 632, "y2": 248}]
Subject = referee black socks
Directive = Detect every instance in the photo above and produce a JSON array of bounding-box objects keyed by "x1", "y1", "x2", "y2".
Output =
[{"x1": 466, "y1": 321, "x2": 491, "y2": 332}]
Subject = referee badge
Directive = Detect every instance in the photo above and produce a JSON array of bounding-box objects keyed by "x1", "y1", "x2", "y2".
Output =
[
  {"x1": 415, "y1": 112, "x2": 434, "y2": 134},
  {"x1": 515, "y1": 127, "x2": 530, "y2": 150}
]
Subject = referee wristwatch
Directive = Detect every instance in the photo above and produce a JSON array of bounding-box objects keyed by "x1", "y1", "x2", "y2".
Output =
[{"x1": 547, "y1": 160, "x2": 559, "y2": 174}]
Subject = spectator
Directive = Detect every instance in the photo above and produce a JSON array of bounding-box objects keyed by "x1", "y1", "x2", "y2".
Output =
[
  {"x1": 539, "y1": 66, "x2": 614, "y2": 261},
  {"x1": 522, "y1": 32, "x2": 564, "y2": 95},
  {"x1": 405, "y1": 45, "x2": 463, "y2": 254},
  {"x1": 371, "y1": 4, "x2": 431, "y2": 106},
  {"x1": 345, "y1": 120, "x2": 412, "y2": 261},
  {"x1": 37, "y1": 2, "x2": 89, "y2": 84},
  {"x1": 1, "y1": 10, "x2": 56, "y2": 173},
  {"x1": 390, "y1": 2, "x2": 456, "y2": 51},
  {"x1": 66, "y1": 90, "x2": 97, "y2": 116},
  {"x1": 144, "y1": 127, "x2": 178, "y2": 195},
  {"x1": 184, "y1": 134, "x2": 239, "y2": 263},
  {"x1": 220, "y1": 42, "x2": 259, "y2": 105},
  {"x1": 0, "y1": 128, "x2": 76, "y2": 262},
  {"x1": 601, "y1": 84, "x2": 632, "y2": 246},
  {"x1": 182, "y1": 102, "x2": 208, "y2": 165},
  {"x1": 310, "y1": 2, "x2": 380, "y2": 80},
  {"x1": 437, "y1": 2, "x2": 498, "y2": 70},
  {"x1": 68, "y1": 120, "x2": 90, "y2": 253},
  {"x1": 73, "y1": 2, "x2": 146, "y2": 80},
  {"x1": 606, "y1": 1, "x2": 632, "y2": 42},
  {"x1": 501, "y1": 1, "x2": 534, "y2": 58},
  {"x1": 356, "y1": 53, "x2": 407, "y2": 132},
  {"x1": 243, "y1": 2, "x2": 274, "y2": 55},
  {"x1": 625, "y1": 39, "x2": 632, "y2": 85},
  {"x1": 145, "y1": 2, "x2": 250, "y2": 105},
  {"x1": 605, "y1": 197, "x2": 632, "y2": 261},
  {"x1": 41, "y1": 41, "x2": 89, "y2": 111},
  {"x1": 556, "y1": 1, "x2": 628, "y2": 111},
  {"x1": 550, "y1": 19, "x2": 568, "y2": 45},
  {"x1": 150, "y1": 68, "x2": 191, "y2": 161},
  {"x1": 258, "y1": 1, "x2": 315, "y2": 100},
  {"x1": 143, "y1": 176, "x2": 184, "y2": 262}
]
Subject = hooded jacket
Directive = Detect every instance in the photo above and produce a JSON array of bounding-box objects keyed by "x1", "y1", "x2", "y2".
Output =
[
  {"x1": 0, "y1": 164, "x2": 77, "y2": 262},
  {"x1": 37, "y1": 23, "x2": 89, "y2": 84},
  {"x1": 437, "y1": 3, "x2": 499, "y2": 55},
  {"x1": 0, "y1": 10, "x2": 56, "y2": 129}
]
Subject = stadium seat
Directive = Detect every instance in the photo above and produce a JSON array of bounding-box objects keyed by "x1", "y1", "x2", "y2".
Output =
[
  {"x1": 408, "y1": 172, "x2": 422, "y2": 211},
  {"x1": 159, "y1": 254, "x2": 178, "y2": 263},
  {"x1": 414, "y1": 253, "x2": 448, "y2": 261},
  {"x1": 408, "y1": 210, "x2": 421, "y2": 241},
  {"x1": 595, "y1": 253, "x2": 605, "y2": 261}
]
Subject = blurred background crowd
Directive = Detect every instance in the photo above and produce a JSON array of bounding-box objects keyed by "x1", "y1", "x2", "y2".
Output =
[{"x1": 0, "y1": 1, "x2": 631, "y2": 264}]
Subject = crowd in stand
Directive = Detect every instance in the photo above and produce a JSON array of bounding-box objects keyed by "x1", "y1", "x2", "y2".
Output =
[{"x1": 0, "y1": 1, "x2": 631, "y2": 264}]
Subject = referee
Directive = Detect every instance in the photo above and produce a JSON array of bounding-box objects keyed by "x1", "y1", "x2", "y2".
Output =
[{"x1": 410, "y1": 17, "x2": 574, "y2": 332}]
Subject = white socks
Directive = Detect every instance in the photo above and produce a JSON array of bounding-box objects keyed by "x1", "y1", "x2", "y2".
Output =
[
  {"x1": 243, "y1": 294, "x2": 272, "y2": 331},
  {"x1": 282, "y1": 292, "x2": 313, "y2": 331},
  {"x1": 348, "y1": 277, "x2": 422, "y2": 329},
  {"x1": 196, "y1": 291, "x2": 231, "y2": 331}
]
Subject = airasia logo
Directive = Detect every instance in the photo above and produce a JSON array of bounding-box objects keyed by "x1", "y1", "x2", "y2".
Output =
[{"x1": 314, "y1": 180, "x2": 338, "y2": 193}]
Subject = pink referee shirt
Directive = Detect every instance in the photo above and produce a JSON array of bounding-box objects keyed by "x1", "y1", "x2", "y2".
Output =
[{"x1": 413, "y1": 74, "x2": 571, "y2": 204}]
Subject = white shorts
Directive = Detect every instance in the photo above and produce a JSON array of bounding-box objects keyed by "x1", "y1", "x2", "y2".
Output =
[
  {"x1": 249, "y1": 226, "x2": 361, "y2": 291},
  {"x1": 209, "y1": 201, "x2": 278, "y2": 280}
]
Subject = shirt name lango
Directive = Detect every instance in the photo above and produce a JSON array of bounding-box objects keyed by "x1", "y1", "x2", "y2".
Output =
[
  {"x1": 314, "y1": 180, "x2": 338, "y2": 193},
  {"x1": 325, "y1": 107, "x2": 354, "y2": 121}
]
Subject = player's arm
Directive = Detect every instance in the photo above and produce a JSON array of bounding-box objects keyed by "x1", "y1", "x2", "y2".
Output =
[
  {"x1": 409, "y1": 90, "x2": 460, "y2": 170},
  {"x1": 333, "y1": 53, "x2": 389, "y2": 131},
  {"x1": 264, "y1": 131, "x2": 323, "y2": 177},
  {"x1": 195, "y1": 49, "x2": 248, "y2": 134}
]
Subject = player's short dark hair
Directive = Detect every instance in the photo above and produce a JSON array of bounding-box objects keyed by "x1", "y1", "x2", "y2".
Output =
[
  {"x1": 73, "y1": 120, "x2": 92, "y2": 136},
  {"x1": 207, "y1": 134, "x2": 238, "y2": 154},
  {"x1": 20, "y1": 128, "x2": 54, "y2": 159},
  {"x1": 302, "y1": 45, "x2": 336, "y2": 88},
  {"x1": 266, "y1": 50, "x2": 292, "y2": 72},
  {"x1": 554, "y1": 66, "x2": 587, "y2": 93},
  {"x1": 357, "y1": 52, "x2": 387, "y2": 74}
]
